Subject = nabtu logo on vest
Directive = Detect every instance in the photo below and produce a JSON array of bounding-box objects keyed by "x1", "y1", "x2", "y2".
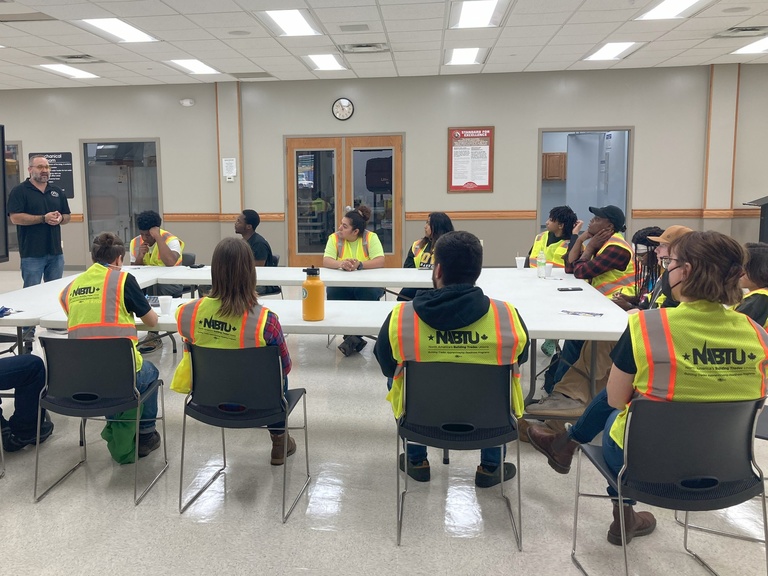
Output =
[{"x1": 201, "y1": 317, "x2": 237, "y2": 333}]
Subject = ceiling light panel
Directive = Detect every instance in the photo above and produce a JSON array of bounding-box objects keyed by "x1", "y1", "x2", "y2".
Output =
[
  {"x1": 585, "y1": 42, "x2": 639, "y2": 60},
  {"x1": 258, "y1": 10, "x2": 321, "y2": 37},
  {"x1": 81, "y1": 18, "x2": 157, "y2": 42},
  {"x1": 39, "y1": 64, "x2": 98, "y2": 78},
  {"x1": 732, "y1": 36, "x2": 768, "y2": 55},
  {"x1": 449, "y1": 0, "x2": 510, "y2": 29},
  {"x1": 169, "y1": 59, "x2": 220, "y2": 74},
  {"x1": 636, "y1": 0, "x2": 712, "y2": 21}
]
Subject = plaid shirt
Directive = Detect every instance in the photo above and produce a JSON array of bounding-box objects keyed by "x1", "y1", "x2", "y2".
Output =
[
  {"x1": 565, "y1": 243, "x2": 631, "y2": 280},
  {"x1": 264, "y1": 310, "x2": 292, "y2": 375}
]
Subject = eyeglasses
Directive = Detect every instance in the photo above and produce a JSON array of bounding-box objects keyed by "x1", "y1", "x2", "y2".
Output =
[
  {"x1": 660, "y1": 257, "x2": 683, "y2": 270},
  {"x1": 32, "y1": 164, "x2": 50, "y2": 170}
]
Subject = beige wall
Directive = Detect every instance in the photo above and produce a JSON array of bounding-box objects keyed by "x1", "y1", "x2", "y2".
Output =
[{"x1": 0, "y1": 63, "x2": 765, "y2": 271}]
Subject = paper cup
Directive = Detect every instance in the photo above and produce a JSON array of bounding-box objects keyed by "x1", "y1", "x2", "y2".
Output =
[
  {"x1": 158, "y1": 295, "x2": 172, "y2": 315},
  {"x1": 545, "y1": 263, "x2": 554, "y2": 277},
  {"x1": 515, "y1": 256, "x2": 526, "y2": 269}
]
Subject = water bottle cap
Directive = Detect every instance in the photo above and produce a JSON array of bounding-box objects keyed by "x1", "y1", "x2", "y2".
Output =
[{"x1": 302, "y1": 266, "x2": 320, "y2": 276}]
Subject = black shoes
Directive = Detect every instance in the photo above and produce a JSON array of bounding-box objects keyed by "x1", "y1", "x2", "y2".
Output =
[
  {"x1": 474, "y1": 462, "x2": 516, "y2": 488},
  {"x1": 399, "y1": 453, "x2": 431, "y2": 482},
  {"x1": 138, "y1": 431, "x2": 161, "y2": 458},
  {"x1": 338, "y1": 335, "x2": 367, "y2": 356},
  {"x1": 3, "y1": 416, "x2": 54, "y2": 453}
]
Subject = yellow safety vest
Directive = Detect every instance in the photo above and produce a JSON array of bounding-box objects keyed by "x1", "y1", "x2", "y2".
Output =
[
  {"x1": 410, "y1": 239, "x2": 434, "y2": 269},
  {"x1": 589, "y1": 233, "x2": 636, "y2": 297},
  {"x1": 529, "y1": 232, "x2": 568, "y2": 268},
  {"x1": 386, "y1": 299, "x2": 528, "y2": 419},
  {"x1": 129, "y1": 228, "x2": 184, "y2": 266},
  {"x1": 737, "y1": 289, "x2": 768, "y2": 329},
  {"x1": 332, "y1": 230, "x2": 374, "y2": 261},
  {"x1": 170, "y1": 297, "x2": 270, "y2": 393},
  {"x1": 609, "y1": 299, "x2": 768, "y2": 448},
  {"x1": 59, "y1": 264, "x2": 143, "y2": 371}
]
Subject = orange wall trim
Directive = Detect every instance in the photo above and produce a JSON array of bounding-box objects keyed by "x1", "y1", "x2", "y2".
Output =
[
  {"x1": 69, "y1": 214, "x2": 84, "y2": 223},
  {"x1": 163, "y1": 213, "x2": 285, "y2": 222},
  {"x1": 406, "y1": 210, "x2": 537, "y2": 221},
  {"x1": 632, "y1": 208, "x2": 759, "y2": 219}
]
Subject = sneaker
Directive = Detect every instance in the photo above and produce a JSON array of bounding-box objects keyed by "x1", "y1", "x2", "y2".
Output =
[
  {"x1": 3, "y1": 418, "x2": 54, "y2": 453},
  {"x1": 475, "y1": 462, "x2": 516, "y2": 488},
  {"x1": 526, "y1": 392, "x2": 586, "y2": 418},
  {"x1": 138, "y1": 338, "x2": 163, "y2": 354},
  {"x1": 353, "y1": 336, "x2": 367, "y2": 353},
  {"x1": 540, "y1": 339, "x2": 557, "y2": 357},
  {"x1": 138, "y1": 431, "x2": 161, "y2": 458},
  {"x1": 399, "y1": 453, "x2": 430, "y2": 482},
  {"x1": 338, "y1": 336, "x2": 357, "y2": 357}
]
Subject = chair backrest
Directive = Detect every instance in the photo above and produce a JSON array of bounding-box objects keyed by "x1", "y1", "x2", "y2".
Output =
[
  {"x1": 181, "y1": 252, "x2": 196, "y2": 267},
  {"x1": 270, "y1": 254, "x2": 280, "y2": 267},
  {"x1": 621, "y1": 398, "x2": 765, "y2": 510},
  {"x1": 39, "y1": 337, "x2": 137, "y2": 402},
  {"x1": 188, "y1": 344, "x2": 284, "y2": 413},
  {"x1": 400, "y1": 361, "x2": 515, "y2": 448}
]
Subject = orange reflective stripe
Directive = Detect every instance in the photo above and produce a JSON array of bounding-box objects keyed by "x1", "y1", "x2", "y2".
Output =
[
  {"x1": 59, "y1": 281, "x2": 73, "y2": 313},
  {"x1": 593, "y1": 272, "x2": 635, "y2": 294},
  {"x1": 398, "y1": 304, "x2": 419, "y2": 361},
  {"x1": 746, "y1": 319, "x2": 768, "y2": 397},
  {"x1": 490, "y1": 300, "x2": 503, "y2": 365},
  {"x1": 241, "y1": 305, "x2": 266, "y2": 347},
  {"x1": 362, "y1": 231, "x2": 371, "y2": 259},
  {"x1": 177, "y1": 299, "x2": 203, "y2": 342},
  {"x1": 639, "y1": 309, "x2": 674, "y2": 399}
]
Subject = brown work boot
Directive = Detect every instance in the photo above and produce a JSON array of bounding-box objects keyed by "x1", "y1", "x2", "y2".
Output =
[
  {"x1": 527, "y1": 426, "x2": 579, "y2": 474},
  {"x1": 517, "y1": 418, "x2": 531, "y2": 443},
  {"x1": 270, "y1": 432, "x2": 297, "y2": 466},
  {"x1": 607, "y1": 502, "x2": 657, "y2": 545}
]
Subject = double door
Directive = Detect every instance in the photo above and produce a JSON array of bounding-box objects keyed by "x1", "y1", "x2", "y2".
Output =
[{"x1": 286, "y1": 136, "x2": 402, "y2": 268}]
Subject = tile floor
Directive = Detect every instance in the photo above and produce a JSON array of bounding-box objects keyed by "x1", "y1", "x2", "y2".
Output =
[{"x1": 1, "y1": 271, "x2": 767, "y2": 576}]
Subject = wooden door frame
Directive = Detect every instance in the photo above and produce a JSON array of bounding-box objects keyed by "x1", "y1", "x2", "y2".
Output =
[{"x1": 286, "y1": 135, "x2": 403, "y2": 268}]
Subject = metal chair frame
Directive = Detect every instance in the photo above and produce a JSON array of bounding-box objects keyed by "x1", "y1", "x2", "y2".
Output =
[
  {"x1": 178, "y1": 344, "x2": 310, "y2": 523},
  {"x1": 34, "y1": 337, "x2": 168, "y2": 505},
  {"x1": 396, "y1": 361, "x2": 522, "y2": 549},
  {"x1": 571, "y1": 399, "x2": 768, "y2": 576}
]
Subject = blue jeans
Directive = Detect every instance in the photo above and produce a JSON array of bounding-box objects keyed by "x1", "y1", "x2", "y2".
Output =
[
  {"x1": 21, "y1": 254, "x2": 65, "y2": 288},
  {"x1": 135, "y1": 360, "x2": 159, "y2": 433},
  {"x1": 602, "y1": 409, "x2": 628, "y2": 500},
  {"x1": 21, "y1": 254, "x2": 65, "y2": 337},
  {"x1": 386, "y1": 377, "x2": 505, "y2": 468},
  {"x1": 0, "y1": 354, "x2": 46, "y2": 437},
  {"x1": 553, "y1": 339, "x2": 585, "y2": 385},
  {"x1": 569, "y1": 388, "x2": 615, "y2": 444}
]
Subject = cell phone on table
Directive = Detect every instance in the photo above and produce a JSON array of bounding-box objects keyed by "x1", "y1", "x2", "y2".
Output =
[
  {"x1": 189, "y1": 263, "x2": 205, "y2": 269},
  {"x1": 557, "y1": 287, "x2": 583, "y2": 292}
]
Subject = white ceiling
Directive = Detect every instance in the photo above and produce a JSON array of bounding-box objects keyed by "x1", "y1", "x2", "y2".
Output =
[{"x1": 0, "y1": 0, "x2": 766, "y2": 90}]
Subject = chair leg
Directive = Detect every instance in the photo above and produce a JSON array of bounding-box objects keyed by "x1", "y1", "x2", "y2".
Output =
[
  {"x1": 396, "y1": 435, "x2": 408, "y2": 546},
  {"x1": 178, "y1": 415, "x2": 227, "y2": 514},
  {"x1": 34, "y1": 412, "x2": 87, "y2": 502},
  {"x1": 498, "y1": 441, "x2": 522, "y2": 551},
  {"x1": 134, "y1": 383, "x2": 169, "y2": 505},
  {"x1": 673, "y1": 509, "x2": 767, "y2": 544},
  {"x1": 569, "y1": 448, "x2": 624, "y2": 576},
  {"x1": 0, "y1": 433, "x2": 5, "y2": 479},
  {"x1": 282, "y1": 393, "x2": 311, "y2": 523}
]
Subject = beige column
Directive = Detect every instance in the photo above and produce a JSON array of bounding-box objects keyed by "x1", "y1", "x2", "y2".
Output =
[{"x1": 215, "y1": 82, "x2": 243, "y2": 216}]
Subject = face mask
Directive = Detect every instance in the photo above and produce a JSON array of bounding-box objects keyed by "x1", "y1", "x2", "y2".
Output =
[{"x1": 660, "y1": 269, "x2": 683, "y2": 301}]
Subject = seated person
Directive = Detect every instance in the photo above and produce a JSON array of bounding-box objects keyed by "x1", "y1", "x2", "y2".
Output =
[
  {"x1": 611, "y1": 226, "x2": 664, "y2": 311},
  {"x1": 171, "y1": 237, "x2": 294, "y2": 465},
  {"x1": 374, "y1": 231, "x2": 529, "y2": 488},
  {"x1": 526, "y1": 205, "x2": 577, "y2": 356},
  {"x1": 735, "y1": 242, "x2": 768, "y2": 328},
  {"x1": 323, "y1": 205, "x2": 385, "y2": 356},
  {"x1": 235, "y1": 209, "x2": 279, "y2": 295},
  {"x1": 526, "y1": 231, "x2": 767, "y2": 546},
  {"x1": 397, "y1": 211, "x2": 453, "y2": 301},
  {"x1": 542, "y1": 206, "x2": 634, "y2": 398},
  {"x1": 130, "y1": 210, "x2": 185, "y2": 352},
  {"x1": 0, "y1": 354, "x2": 52, "y2": 452},
  {"x1": 60, "y1": 232, "x2": 161, "y2": 457}
]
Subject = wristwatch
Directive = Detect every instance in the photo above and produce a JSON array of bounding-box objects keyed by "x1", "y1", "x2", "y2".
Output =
[{"x1": 357, "y1": 262, "x2": 364, "y2": 270}]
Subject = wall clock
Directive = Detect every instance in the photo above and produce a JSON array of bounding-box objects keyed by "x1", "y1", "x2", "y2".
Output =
[{"x1": 332, "y1": 97, "x2": 354, "y2": 120}]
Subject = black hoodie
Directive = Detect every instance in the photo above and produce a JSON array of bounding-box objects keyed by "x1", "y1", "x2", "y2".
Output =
[{"x1": 374, "y1": 283, "x2": 530, "y2": 377}]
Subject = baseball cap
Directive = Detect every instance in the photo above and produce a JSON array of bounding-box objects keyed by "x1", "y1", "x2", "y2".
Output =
[
  {"x1": 588, "y1": 205, "x2": 625, "y2": 231},
  {"x1": 647, "y1": 225, "x2": 693, "y2": 245}
]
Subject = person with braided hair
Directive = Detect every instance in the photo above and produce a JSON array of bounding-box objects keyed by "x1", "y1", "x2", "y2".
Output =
[
  {"x1": 611, "y1": 226, "x2": 663, "y2": 312},
  {"x1": 323, "y1": 205, "x2": 385, "y2": 356},
  {"x1": 735, "y1": 242, "x2": 768, "y2": 329}
]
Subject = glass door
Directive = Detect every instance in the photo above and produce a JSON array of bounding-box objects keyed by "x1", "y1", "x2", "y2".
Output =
[
  {"x1": 83, "y1": 141, "x2": 160, "y2": 245},
  {"x1": 286, "y1": 135, "x2": 402, "y2": 268}
]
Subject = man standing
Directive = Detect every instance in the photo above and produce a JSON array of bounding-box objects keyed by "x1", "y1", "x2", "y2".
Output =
[
  {"x1": 374, "y1": 231, "x2": 529, "y2": 487},
  {"x1": 7, "y1": 155, "x2": 71, "y2": 351},
  {"x1": 234, "y1": 209, "x2": 278, "y2": 295},
  {"x1": 130, "y1": 210, "x2": 184, "y2": 353}
]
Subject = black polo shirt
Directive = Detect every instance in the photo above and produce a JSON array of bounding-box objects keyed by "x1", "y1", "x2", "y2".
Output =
[{"x1": 7, "y1": 178, "x2": 71, "y2": 258}]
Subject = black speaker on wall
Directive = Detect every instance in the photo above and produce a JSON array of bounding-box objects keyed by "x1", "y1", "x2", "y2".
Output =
[{"x1": 745, "y1": 196, "x2": 768, "y2": 244}]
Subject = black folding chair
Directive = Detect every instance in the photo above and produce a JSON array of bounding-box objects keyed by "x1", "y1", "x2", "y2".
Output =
[
  {"x1": 571, "y1": 399, "x2": 768, "y2": 576},
  {"x1": 397, "y1": 361, "x2": 521, "y2": 548},
  {"x1": 178, "y1": 344, "x2": 310, "y2": 522},
  {"x1": 35, "y1": 337, "x2": 168, "y2": 505}
]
